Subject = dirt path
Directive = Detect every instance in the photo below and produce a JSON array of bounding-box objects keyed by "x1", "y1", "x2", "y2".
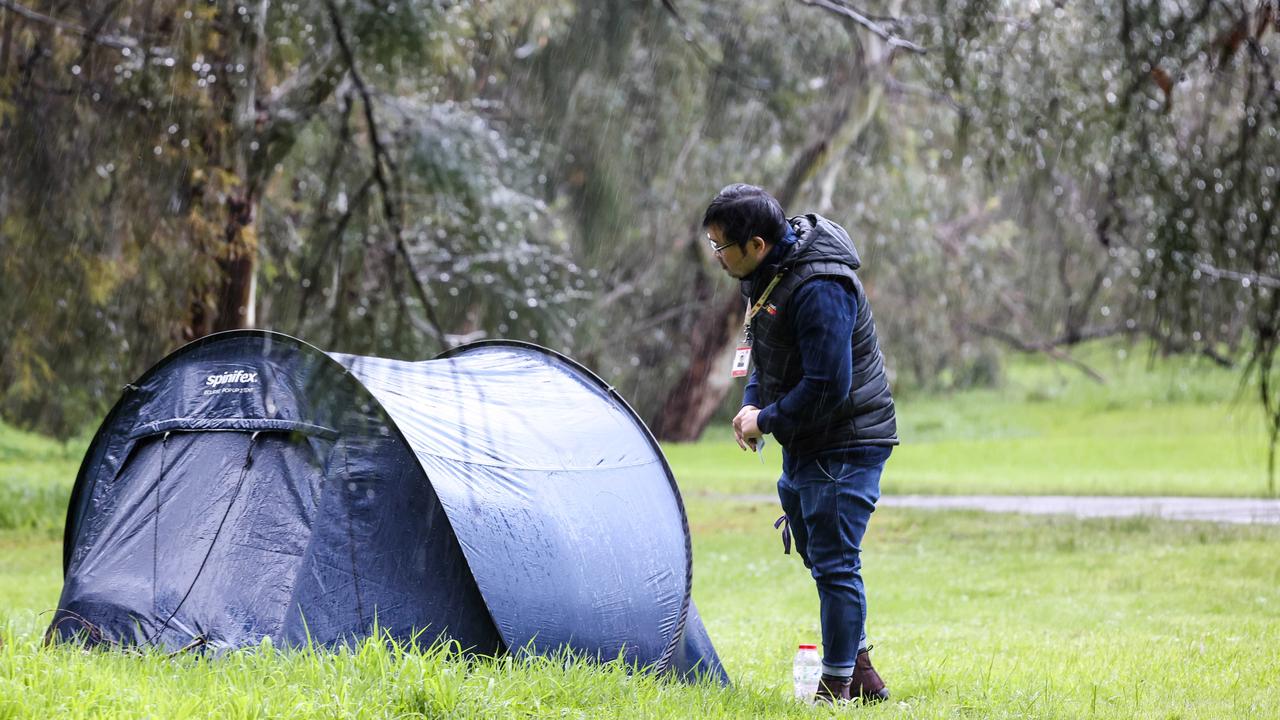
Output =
[{"x1": 715, "y1": 493, "x2": 1280, "y2": 524}]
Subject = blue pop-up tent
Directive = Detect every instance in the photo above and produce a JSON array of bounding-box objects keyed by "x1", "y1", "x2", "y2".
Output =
[{"x1": 51, "y1": 330, "x2": 725, "y2": 682}]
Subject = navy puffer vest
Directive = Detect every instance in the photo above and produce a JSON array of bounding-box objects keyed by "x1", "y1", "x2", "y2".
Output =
[{"x1": 742, "y1": 214, "x2": 898, "y2": 455}]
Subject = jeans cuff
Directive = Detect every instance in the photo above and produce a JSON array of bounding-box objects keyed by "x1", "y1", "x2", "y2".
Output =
[{"x1": 821, "y1": 663, "x2": 853, "y2": 678}]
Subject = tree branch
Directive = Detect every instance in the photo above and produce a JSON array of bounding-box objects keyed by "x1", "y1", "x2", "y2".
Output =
[
  {"x1": 967, "y1": 320, "x2": 1109, "y2": 383},
  {"x1": 249, "y1": 45, "x2": 345, "y2": 185},
  {"x1": 656, "y1": 0, "x2": 774, "y2": 91},
  {"x1": 0, "y1": 0, "x2": 135, "y2": 50},
  {"x1": 72, "y1": 0, "x2": 125, "y2": 69},
  {"x1": 882, "y1": 74, "x2": 965, "y2": 112},
  {"x1": 323, "y1": 0, "x2": 449, "y2": 349},
  {"x1": 795, "y1": 0, "x2": 927, "y2": 54},
  {"x1": 1196, "y1": 261, "x2": 1280, "y2": 289}
]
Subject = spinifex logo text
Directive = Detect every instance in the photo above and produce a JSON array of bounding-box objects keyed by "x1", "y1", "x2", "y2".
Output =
[{"x1": 205, "y1": 369, "x2": 259, "y2": 388}]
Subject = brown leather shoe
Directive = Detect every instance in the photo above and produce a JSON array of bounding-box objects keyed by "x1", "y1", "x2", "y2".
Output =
[
  {"x1": 814, "y1": 673, "x2": 852, "y2": 704},
  {"x1": 853, "y1": 647, "x2": 890, "y2": 702}
]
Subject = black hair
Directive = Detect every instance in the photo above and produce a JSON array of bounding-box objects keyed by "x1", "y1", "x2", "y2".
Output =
[{"x1": 701, "y1": 183, "x2": 788, "y2": 248}]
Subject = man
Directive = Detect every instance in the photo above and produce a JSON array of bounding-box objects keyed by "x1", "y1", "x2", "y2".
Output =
[{"x1": 703, "y1": 183, "x2": 898, "y2": 703}]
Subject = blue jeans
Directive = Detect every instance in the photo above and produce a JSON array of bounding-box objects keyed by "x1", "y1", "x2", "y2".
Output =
[{"x1": 777, "y1": 445, "x2": 890, "y2": 677}]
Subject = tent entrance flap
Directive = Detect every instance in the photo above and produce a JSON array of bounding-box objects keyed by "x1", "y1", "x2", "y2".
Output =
[{"x1": 56, "y1": 429, "x2": 327, "y2": 649}]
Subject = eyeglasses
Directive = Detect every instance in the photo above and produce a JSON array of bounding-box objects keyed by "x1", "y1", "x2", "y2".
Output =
[{"x1": 708, "y1": 235, "x2": 737, "y2": 255}]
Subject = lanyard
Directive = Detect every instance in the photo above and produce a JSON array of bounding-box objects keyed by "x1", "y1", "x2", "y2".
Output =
[{"x1": 743, "y1": 271, "x2": 786, "y2": 334}]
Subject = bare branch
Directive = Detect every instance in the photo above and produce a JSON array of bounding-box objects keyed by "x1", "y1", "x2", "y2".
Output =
[
  {"x1": 967, "y1": 320, "x2": 1109, "y2": 383},
  {"x1": 882, "y1": 74, "x2": 965, "y2": 112},
  {"x1": 323, "y1": 0, "x2": 449, "y2": 349},
  {"x1": 795, "y1": 0, "x2": 927, "y2": 54},
  {"x1": 656, "y1": 0, "x2": 774, "y2": 91},
  {"x1": 0, "y1": 0, "x2": 135, "y2": 50},
  {"x1": 1196, "y1": 260, "x2": 1280, "y2": 289},
  {"x1": 249, "y1": 43, "x2": 345, "y2": 182}
]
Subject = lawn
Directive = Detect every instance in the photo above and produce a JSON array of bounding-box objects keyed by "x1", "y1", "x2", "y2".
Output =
[
  {"x1": 668, "y1": 342, "x2": 1273, "y2": 498},
  {"x1": 1, "y1": 344, "x2": 1277, "y2": 718},
  {"x1": 3, "y1": 502, "x2": 1278, "y2": 718}
]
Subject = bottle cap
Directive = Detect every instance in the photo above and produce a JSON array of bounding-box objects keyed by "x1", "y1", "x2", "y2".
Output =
[{"x1": 798, "y1": 644, "x2": 818, "y2": 650}]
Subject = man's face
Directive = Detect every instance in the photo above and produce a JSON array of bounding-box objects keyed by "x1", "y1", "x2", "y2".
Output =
[{"x1": 707, "y1": 225, "x2": 768, "y2": 279}]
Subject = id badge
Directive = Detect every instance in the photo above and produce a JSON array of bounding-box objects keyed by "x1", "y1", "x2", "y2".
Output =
[{"x1": 730, "y1": 344, "x2": 752, "y2": 378}]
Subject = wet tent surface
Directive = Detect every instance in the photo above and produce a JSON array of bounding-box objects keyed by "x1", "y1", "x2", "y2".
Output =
[
  {"x1": 336, "y1": 345, "x2": 691, "y2": 668},
  {"x1": 53, "y1": 331, "x2": 724, "y2": 682}
]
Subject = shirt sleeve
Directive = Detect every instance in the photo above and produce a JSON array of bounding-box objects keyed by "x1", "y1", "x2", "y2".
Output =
[
  {"x1": 756, "y1": 278, "x2": 856, "y2": 436},
  {"x1": 742, "y1": 366, "x2": 761, "y2": 409}
]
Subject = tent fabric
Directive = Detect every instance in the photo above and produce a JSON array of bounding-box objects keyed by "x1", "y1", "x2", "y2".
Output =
[{"x1": 51, "y1": 331, "x2": 726, "y2": 684}]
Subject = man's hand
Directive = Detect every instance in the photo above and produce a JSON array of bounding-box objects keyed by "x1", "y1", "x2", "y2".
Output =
[{"x1": 732, "y1": 405, "x2": 764, "y2": 451}]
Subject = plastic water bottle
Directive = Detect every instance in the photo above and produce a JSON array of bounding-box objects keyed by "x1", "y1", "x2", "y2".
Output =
[{"x1": 792, "y1": 643, "x2": 822, "y2": 702}]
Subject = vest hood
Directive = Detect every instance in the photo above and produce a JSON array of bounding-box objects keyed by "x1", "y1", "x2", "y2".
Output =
[{"x1": 789, "y1": 213, "x2": 861, "y2": 271}]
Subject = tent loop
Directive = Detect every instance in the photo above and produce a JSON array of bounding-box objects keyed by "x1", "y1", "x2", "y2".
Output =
[{"x1": 145, "y1": 431, "x2": 260, "y2": 647}]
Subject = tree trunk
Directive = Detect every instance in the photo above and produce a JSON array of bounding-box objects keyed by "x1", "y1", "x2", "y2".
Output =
[
  {"x1": 647, "y1": 157, "x2": 818, "y2": 443},
  {"x1": 650, "y1": 28, "x2": 890, "y2": 442},
  {"x1": 212, "y1": 193, "x2": 258, "y2": 332},
  {"x1": 649, "y1": 263, "x2": 743, "y2": 440},
  {"x1": 183, "y1": 0, "x2": 340, "y2": 340},
  {"x1": 184, "y1": 189, "x2": 258, "y2": 339}
]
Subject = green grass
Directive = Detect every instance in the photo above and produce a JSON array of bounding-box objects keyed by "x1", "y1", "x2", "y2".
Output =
[
  {"x1": 1, "y1": 344, "x2": 1277, "y2": 717},
  {"x1": 0, "y1": 422, "x2": 81, "y2": 534},
  {"x1": 3, "y1": 504, "x2": 1278, "y2": 718},
  {"x1": 687, "y1": 499, "x2": 1280, "y2": 719},
  {"x1": 669, "y1": 343, "x2": 1273, "y2": 498}
]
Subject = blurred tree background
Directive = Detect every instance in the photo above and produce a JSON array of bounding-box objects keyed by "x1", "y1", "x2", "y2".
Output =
[{"x1": 1, "y1": 0, "x2": 1277, "y2": 461}]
